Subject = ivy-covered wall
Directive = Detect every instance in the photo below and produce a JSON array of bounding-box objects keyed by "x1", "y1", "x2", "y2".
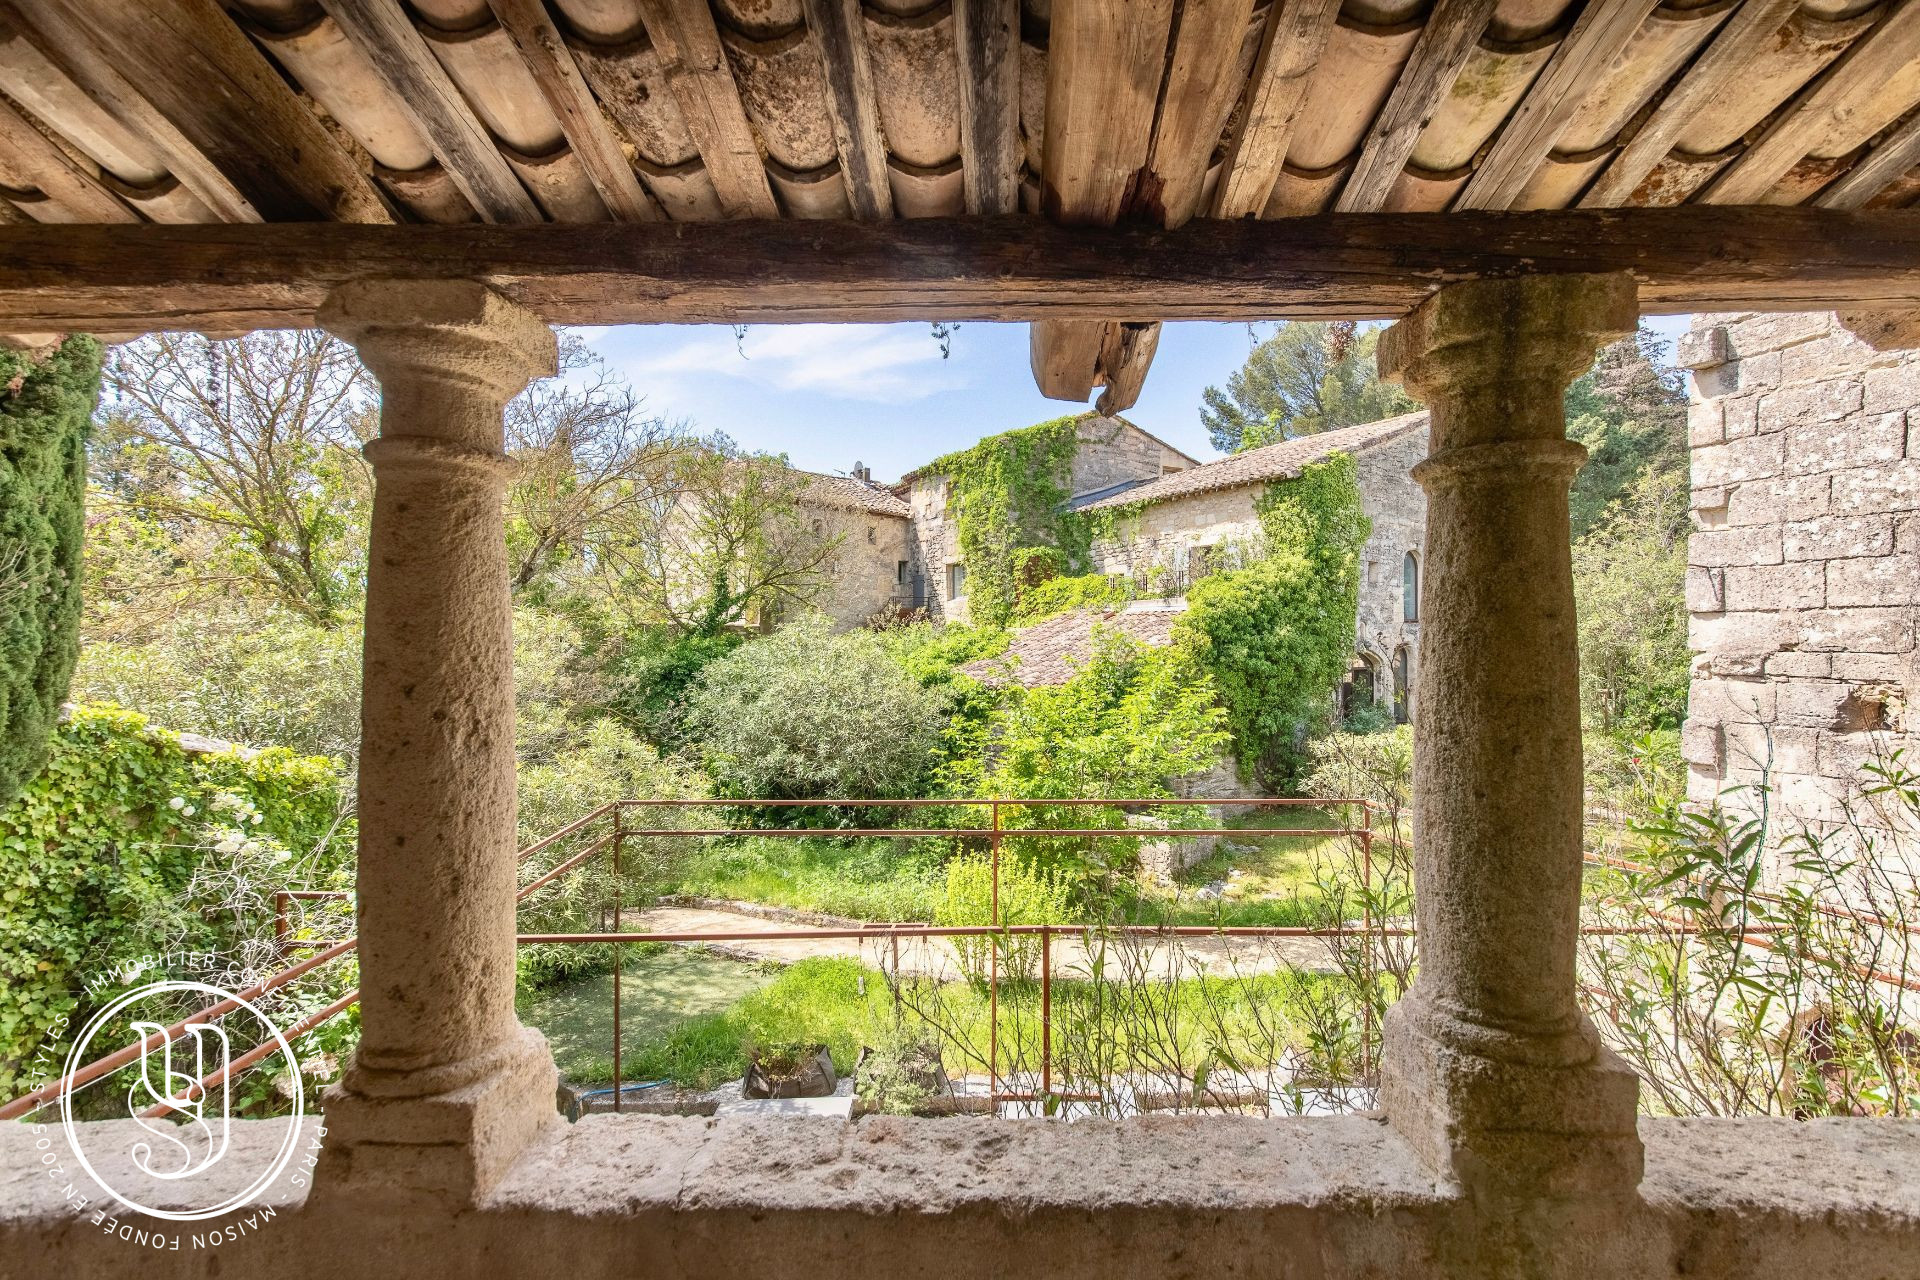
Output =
[{"x1": 0, "y1": 336, "x2": 102, "y2": 808}]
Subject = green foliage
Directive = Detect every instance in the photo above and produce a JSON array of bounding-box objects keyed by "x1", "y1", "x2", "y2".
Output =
[
  {"x1": 674, "y1": 835, "x2": 945, "y2": 921},
  {"x1": 935, "y1": 852, "x2": 1076, "y2": 981},
  {"x1": 1200, "y1": 322, "x2": 1414, "y2": 454},
  {"x1": 1011, "y1": 572, "x2": 1135, "y2": 624},
  {"x1": 684, "y1": 614, "x2": 948, "y2": 801},
  {"x1": 1564, "y1": 328, "x2": 1688, "y2": 542},
  {"x1": 922, "y1": 416, "x2": 1092, "y2": 626},
  {"x1": 876, "y1": 620, "x2": 1010, "y2": 688},
  {"x1": 1300, "y1": 725, "x2": 1414, "y2": 814},
  {"x1": 1179, "y1": 456, "x2": 1369, "y2": 782},
  {"x1": 1573, "y1": 465, "x2": 1690, "y2": 735},
  {"x1": 0, "y1": 336, "x2": 102, "y2": 807},
  {"x1": 0, "y1": 703, "x2": 352, "y2": 1095}
]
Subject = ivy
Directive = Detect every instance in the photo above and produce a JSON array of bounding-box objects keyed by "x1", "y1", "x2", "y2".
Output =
[
  {"x1": 1011, "y1": 572, "x2": 1136, "y2": 625},
  {"x1": 0, "y1": 703, "x2": 353, "y2": 1096},
  {"x1": 1176, "y1": 455, "x2": 1369, "y2": 784},
  {"x1": 923, "y1": 416, "x2": 1093, "y2": 626},
  {"x1": 0, "y1": 335, "x2": 102, "y2": 808}
]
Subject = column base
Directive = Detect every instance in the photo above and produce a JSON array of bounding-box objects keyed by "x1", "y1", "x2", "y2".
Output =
[
  {"x1": 312, "y1": 1025, "x2": 559, "y2": 1206},
  {"x1": 1381, "y1": 988, "x2": 1643, "y2": 1201}
]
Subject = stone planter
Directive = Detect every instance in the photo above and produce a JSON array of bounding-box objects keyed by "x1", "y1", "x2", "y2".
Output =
[{"x1": 743, "y1": 1045, "x2": 837, "y2": 1099}]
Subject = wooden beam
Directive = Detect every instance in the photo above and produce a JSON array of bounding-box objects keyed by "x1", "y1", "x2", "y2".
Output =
[
  {"x1": 318, "y1": 0, "x2": 541, "y2": 223},
  {"x1": 631, "y1": 0, "x2": 780, "y2": 218},
  {"x1": 49, "y1": 0, "x2": 389, "y2": 223},
  {"x1": 801, "y1": 0, "x2": 893, "y2": 219},
  {"x1": 486, "y1": 0, "x2": 659, "y2": 222},
  {"x1": 1703, "y1": 0, "x2": 1920, "y2": 205},
  {"x1": 1211, "y1": 0, "x2": 1342, "y2": 219},
  {"x1": 1040, "y1": 0, "x2": 1176, "y2": 224},
  {"x1": 1030, "y1": 317, "x2": 1105, "y2": 399},
  {"x1": 4, "y1": 210, "x2": 1920, "y2": 331},
  {"x1": 1334, "y1": 0, "x2": 1498, "y2": 213},
  {"x1": 1095, "y1": 321, "x2": 1160, "y2": 414},
  {"x1": 1139, "y1": 0, "x2": 1254, "y2": 229},
  {"x1": 0, "y1": 91, "x2": 137, "y2": 222},
  {"x1": 1816, "y1": 112, "x2": 1920, "y2": 209},
  {"x1": 0, "y1": 0, "x2": 256, "y2": 222},
  {"x1": 1579, "y1": 0, "x2": 1801, "y2": 208},
  {"x1": 952, "y1": 0, "x2": 1019, "y2": 215},
  {"x1": 1454, "y1": 0, "x2": 1665, "y2": 211}
]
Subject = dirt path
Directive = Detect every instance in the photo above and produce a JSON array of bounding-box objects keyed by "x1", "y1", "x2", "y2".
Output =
[{"x1": 626, "y1": 905, "x2": 1338, "y2": 980}]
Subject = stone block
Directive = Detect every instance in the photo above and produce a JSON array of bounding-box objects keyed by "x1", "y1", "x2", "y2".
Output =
[
  {"x1": 1685, "y1": 565, "x2": 1726, "y2": 613},
  {"x1": 1689, "y1": 676, "x2": 1776, "y2": 725},
  {"x1": 1761, "y1": 382, "x2": 1861, "y2": 429},
  {"x1": 1818, "y1": 729, "x2": 1901, "y2": 780},
  {"x1": 1863, "y1": 361, "x2": 1920, "y2": 414},
  {"x1": 1692, "y1": 525, "x2": 1782, "y2": 567},
  {"x1": 1676, "y1": 324, "x2": 1729, "y2": 369},
  {"x1": 1690, "y1": 609, "x2": 1783, "y2": 656},
  {"x1": 1774, "y1": 771, "x2": 1853, "y2": 827},
  {"x1": 1725, "y1": 473, "x2": 1830, "y2": 525},
  {"x1": 1800, "y1": 607, "x2": 1917, "y2": 653},
  {"x1": 1785, "y1": 412, "x2": 1906, "y2": 476},
  {"x1": 1694, "y1": 433, "x2": 1785, "y2": 488},
  {"x1": 1709, "y1": 649, "x2": 1768, "y2": 676},
  {"x1": 1724, "y1": 561, "x2": 1824, "y2": 611},
  {"x1": 1782, "y1": 514, "x2": 1895, "y2": 562},
  {"x1": 1774, "y1": 679, "x2": 1852, "y2": 728},
  {"x1": 1734, "y1": 349, "x2": 1782, "y2": 393},
  {"x1": 1830, "y1": 651, "x2": 1906, "y2": 681},
  {"x1": 1826, "y1": 554, "x2": 1918, "y2": 608},
  {"x1": 1691, "y1": 485, "x2": 1729, "y2": 513},
  {"x1": 1899, "y1": 514, "x2": 1920, "y2": 553},
  {"x1": 1721, "y1": 722, "x2": 1819, "y2": 775},
  {"x1": 1727, "y1": 311, "x2": 1832, "y2": 358},
  {"x1": 1831, "y1": 460, "x2": 1920, "y2": 516},
  {"x1": 1764, "y1": 650, "x2": 1831, "y2": 678},
  {"x1": 1687, "y1": 400, "x2": 1724, "y2": 447},
  {"x1": 1679, "y1": 720, "x2": 1722, "y2": 768}
]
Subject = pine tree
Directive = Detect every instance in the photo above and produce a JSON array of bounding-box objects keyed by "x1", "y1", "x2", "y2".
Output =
[{"x1": 0, "y1": 335, "x2": 102, "y2": 804}]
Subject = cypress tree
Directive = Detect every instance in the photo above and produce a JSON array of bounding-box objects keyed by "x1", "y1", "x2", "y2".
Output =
[{"x1": 0, "y1": 335, "x2": 102, "y2": 805}]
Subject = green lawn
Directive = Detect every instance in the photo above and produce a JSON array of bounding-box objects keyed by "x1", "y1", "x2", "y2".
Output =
[
  {"x1": 672, "y1": 835, "x2": 945, "y2": 921},
  {"x1": 1127, "y1": 806, "x2": 1351, "y2": 927}
]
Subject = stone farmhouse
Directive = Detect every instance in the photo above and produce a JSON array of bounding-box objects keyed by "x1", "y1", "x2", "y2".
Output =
[{"x1": 801, "y1": 410, "x2": 1430, "y2": 723}]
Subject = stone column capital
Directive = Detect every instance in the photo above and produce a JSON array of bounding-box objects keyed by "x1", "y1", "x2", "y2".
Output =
[
  {"x1": 1379, "y1": 273, "x2": 1638, "y2": 428},
  {"x1": 317, "y1": 277, "x2": 557, "y2": 405}
]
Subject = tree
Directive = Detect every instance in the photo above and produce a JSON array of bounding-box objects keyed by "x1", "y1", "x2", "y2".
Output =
[
  {"x1": 1199, "y1": 322, "x2": 1415, "y2": 454},
  {"x1": 1566, "y1": 327, "x2": 1688, "y2": 541},
  {"x1": 93, "y1": 331, "x2": 372, "y2": 629},
  {"x1": 1573, "y1": 465, "x2": 1690, "y2": 736},
  {"x1": 0, "y1": 335, "x2": 102, "y2": 805}
]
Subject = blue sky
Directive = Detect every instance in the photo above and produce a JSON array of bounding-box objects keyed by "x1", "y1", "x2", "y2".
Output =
[{"x1": 574, "y1": 313, "x2": 1694, "y2": 483}]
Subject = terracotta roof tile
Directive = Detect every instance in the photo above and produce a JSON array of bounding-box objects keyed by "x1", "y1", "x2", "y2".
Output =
[
  {"x1": 959, "y1": 601, "x2": 1187, "y2": 688},
  {"x1": 1075, "y1": 411, "x2": 1428, "y2": 513},
  {"x1": 799, "y1": 470, "x2": 912, "y2": 518}
]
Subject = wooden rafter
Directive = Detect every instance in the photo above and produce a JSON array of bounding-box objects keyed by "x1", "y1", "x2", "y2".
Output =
[
  {"x1": 1816, "y1": 112, "x2": 1920, "y2": 209},
  {"x1": 1334, "y1": 0, "x2": 1498, "y2": 213},
  {"x1": 1579, "y1": 0, "x2": 1802, "y2": 208},
  {"x1": 319, "y1": 0, "x2": 541, "y2": 224},
  {"x1": 953, "y1": 0, "x2": 1020, "y2": 215},
  {"x1": 7, "y1": 209, "x2": 1920, "y2": 333},
  {"x1": 802, "y1": 0, "x2": 894, "y2": 220},
  {"x1": 1140, "y1": 0, "x2": 1255, "y2": 229},
  {"x1": 487, "y1": 0, "x2": 660, "y2": 222},
  {"x1": 0, "y1": 90, "x2": 136, "y2": 222},
  {"x1": 1212, "y1": 0, "x2": 1342, "y2": 220},
  {"x1": 631, "y1": 0, "x2": 780, "y2": 219}
]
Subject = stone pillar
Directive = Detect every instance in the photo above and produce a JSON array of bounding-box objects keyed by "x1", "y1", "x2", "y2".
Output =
[
  {"x1": 1376, "y1": 274, "x2": 1643, "y2": 1203},
  {"x1": 314, "y1": 280, "x2": 558, "y2": 1203}
]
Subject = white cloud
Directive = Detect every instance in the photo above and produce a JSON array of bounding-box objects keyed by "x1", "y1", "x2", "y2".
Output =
[{"x1": 619, "y1": 323, "x2": 967, "y2": 402}]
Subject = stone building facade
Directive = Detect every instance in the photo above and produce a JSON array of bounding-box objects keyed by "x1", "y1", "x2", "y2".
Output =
[
  {"x1": 1679, "y1": 312, "x2": 1919, "y2": 852},
  {"x1": 796, "y1": 468, "x2": 914, "y2": 627},
  {"x1": 1078, "y1": 412, "x2": 1431, "y2": 721},
  {"x1": 900, "y1": 412, "x2": 1197, "y2": 623}
]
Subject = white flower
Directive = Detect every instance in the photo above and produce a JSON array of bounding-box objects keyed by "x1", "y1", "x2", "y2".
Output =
[
  {"x1": 167, "y1": 797, "x2": 186, "y2": 811},
  {"x1": 251, "y1": 813, "x2": 265, "y2": 825}
]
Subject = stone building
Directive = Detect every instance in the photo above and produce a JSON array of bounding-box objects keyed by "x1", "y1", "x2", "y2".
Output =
[
  {"x1": 793, "y1": 467, "x2": 914, "y2": 627},
  {"x1": 1679, "y1": 312, "x2": 1920, "y2": 854},
  {"x1": 898, "y1": 412, "x2": 1197, "y2": 623},
  {"x1": 1077, "y1": 412, "x2": 1431, "y2": 721}
]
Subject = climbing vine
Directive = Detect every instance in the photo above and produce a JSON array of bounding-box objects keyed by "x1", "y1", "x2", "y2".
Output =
[
  {"x1": 1176, "y1": 454, "x2": 1370, "y2": 784},
  {"x1": 924, "y1": 416, "x2": 1094, "y2": 626},
  {"x1": 0, "y1": 335, "x2": 102, "y2": 808}
]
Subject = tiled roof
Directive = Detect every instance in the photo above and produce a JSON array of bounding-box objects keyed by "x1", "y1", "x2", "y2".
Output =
[
  {"x1": 1076, "y1": 412, "x2": 1429, "y2": 513},
  {"x1": 958, "y1": 601, "x2": 1187, "y2": 688},
  {"x1": 901, "y1": 411, "x2": 1197, "y2": 482},
  {"x1": 799, "y1": 471, "x2": 911, "y2": 518}
]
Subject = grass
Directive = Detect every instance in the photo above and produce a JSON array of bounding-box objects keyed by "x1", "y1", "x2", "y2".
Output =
[
  {"x1": 1125, "y1": 806, "x2": 1349, "y2": 928},
  {"x1": 672, "y1": 835, "x2": 946, "y2": 921}
]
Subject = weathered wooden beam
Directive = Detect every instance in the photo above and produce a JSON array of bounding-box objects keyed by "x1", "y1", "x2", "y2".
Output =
[
  {"x1": 1040, "y1": 0, "x2": 1175, "y2": 225},
  {"x1": 952, "y1": 0, "x2": 1020, "y2": 215},
  {"x1": 0, "y1": 90, "x2": 137, "y2": 222},
  {"x1": 3, "y1": 209, "x2": 1920, "y2": 332},
  {"x1": 1030, "y1": 317, "x2": 1105, "y2": 399},
  {"x1": 1817, "y1": 112, "x2": 1920, "y2": 209},
  {"x1": 50, "y1": 0, "x2": 389, "y2": 223},
  {"x1": 801, "y1": 0, "x2": 894, "y2": 220},
  {"x1": 1095, "y1": 321, "x2": 1160, "y2": 415},
  {"x1": 1454, "y1": 0, "x2": 1665, "y2": 211},
  {"x1": 1703, "y1": 0, "x2": 1920, "y2": 206},
  {"x1": 631, "y1": 0, "x2": 780, "y2": 218},
  {"x1": 1140, "y1": 0, "x2": 1255, "y2": 229},
  {"x1": 487, "y1": 0, "x2": 660, "y2": 222},
  {"x1": 319, "y1": 0, "x2": 542, "y2": 223},
  {"x1": 1211, "y1": 0, "x2": 1342, "y2": 220},
  {"x1": 1579, "y1": 0, "x2": 1801, "y2": 208},
  {"x1": 1334, "y1": 0, "x2": 1498, "y2": 213}
]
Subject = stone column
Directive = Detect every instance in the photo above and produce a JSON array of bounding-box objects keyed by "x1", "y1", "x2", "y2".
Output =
[
  {"x1": 315, "y1": 279, "x2": 558, "y2": 1203},
  {"x1": 1376, "y1": 273, "x2": 1643, "y2": 1203}
]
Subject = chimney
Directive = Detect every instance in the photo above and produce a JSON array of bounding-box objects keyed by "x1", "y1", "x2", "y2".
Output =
[{"x1": 853, "y1": 461, "x2": 871, "y2": 482}]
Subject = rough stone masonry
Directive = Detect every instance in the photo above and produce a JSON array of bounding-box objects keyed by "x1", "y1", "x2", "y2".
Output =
[{"x1": 1679, "y1": 312, "x2": 1920, "y2": 859}]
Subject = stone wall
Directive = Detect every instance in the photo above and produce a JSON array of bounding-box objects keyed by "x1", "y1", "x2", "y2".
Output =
[
  {"x1": 1679, "y1": 312, "x2": 1919, "y2": 851},
  {"x1": 811, "y1": 505, "x2": 912, "y2": 627}
]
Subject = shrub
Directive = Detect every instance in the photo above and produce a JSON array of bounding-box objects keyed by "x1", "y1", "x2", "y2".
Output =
[
  {"x1": 0, "y1": 336, "x2": 102, "y2": 806},
  {"x1": 684, "y1": 614, "x2": 947, "y2": 802},
  {"x1": 935, "y1": 852, "x2": 1076, "y2": 982},
  {"x1": 1011, "y1": 572, "x2": 1135, "y2": 624}
]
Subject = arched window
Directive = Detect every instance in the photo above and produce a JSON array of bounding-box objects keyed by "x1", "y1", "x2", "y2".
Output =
[
  {"x1": 1402, "y1": 551, "x2": 1419, "y2": 623},
  {"x1": 1392, "y1": 646, "x2": 1411, "y2": 724}
]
